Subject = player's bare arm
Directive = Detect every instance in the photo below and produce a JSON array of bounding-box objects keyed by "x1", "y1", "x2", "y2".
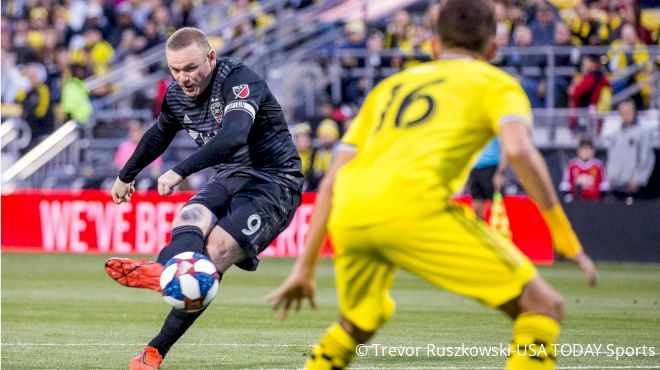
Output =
[
  {"x1": 500, "y1": 120, "x2": 597, "y2": 286},
  {"x1": 266, "y1": 149, "x2": 356, "y2": 319}
]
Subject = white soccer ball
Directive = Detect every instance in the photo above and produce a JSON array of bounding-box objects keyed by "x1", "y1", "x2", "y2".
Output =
[{"x1": 160, "y1": 252, "x2": 220, "y2": 312}]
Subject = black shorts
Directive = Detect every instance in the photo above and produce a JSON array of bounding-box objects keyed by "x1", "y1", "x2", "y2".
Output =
[
  {"x1": 186, "y1": 174, "x2": 301, "y2": 271},
  {"x1": 468, "y1": 165, "x2": 497, "y2": 200}
]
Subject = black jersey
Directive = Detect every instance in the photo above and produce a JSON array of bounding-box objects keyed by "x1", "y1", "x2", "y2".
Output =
[{"x1": 118, "y1": 58, "x2": 303, "y2": 191}]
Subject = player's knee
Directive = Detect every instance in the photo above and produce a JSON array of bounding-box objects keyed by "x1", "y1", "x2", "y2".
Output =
[
  {"x1": 173, "y1": 205, "x2": 214, "y2": 233},
  {"x1": 518, "y1": 277, "x2": 564, "y2": 322}
]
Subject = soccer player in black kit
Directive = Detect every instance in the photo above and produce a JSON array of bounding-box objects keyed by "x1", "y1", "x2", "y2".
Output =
[{"x1": 104, "y1": 27, "x2": 302, "y2": 369}]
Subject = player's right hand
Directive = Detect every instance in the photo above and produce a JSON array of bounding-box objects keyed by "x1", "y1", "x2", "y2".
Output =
[
  {"x1": 264, "y1": 268, "x2": 317, "y2": 320},
  {"x1": 111, "y1": 178, "x2": 135, "y2": 204},
  {"x1": 567, "y1": 251, "x2": 598, "y2": 287}
]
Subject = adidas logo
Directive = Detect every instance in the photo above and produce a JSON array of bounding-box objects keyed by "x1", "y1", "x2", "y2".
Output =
[{"x1": 184, "y1": 114, "x2": 192, "y2": 125}]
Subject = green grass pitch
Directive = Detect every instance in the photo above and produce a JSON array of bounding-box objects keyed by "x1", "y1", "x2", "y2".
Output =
[{"x1": 2, "y1": 252, "x2": 659, "y2": 369}]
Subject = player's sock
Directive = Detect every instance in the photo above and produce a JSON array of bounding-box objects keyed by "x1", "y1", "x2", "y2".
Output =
[
  {"x1": 156, "y1": 225, "x2": 206, "y2": 265},
  {"x1": 306, "y1": 323, "x2": 358, "y2": 370},
  {"x1": 507, "y1": 313, "x2": 560, "y2": 370},
  {"x1": 148, "y1": 306, "x2": 209, "y2": 357}
]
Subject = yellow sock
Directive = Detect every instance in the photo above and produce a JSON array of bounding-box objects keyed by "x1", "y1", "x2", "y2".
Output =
[
  {"x1": 507, "y1": 313, "x2": 560, "y2": 370},
  {"x1": 306, "y1": 323, "x2": 358, "y2": 370}
]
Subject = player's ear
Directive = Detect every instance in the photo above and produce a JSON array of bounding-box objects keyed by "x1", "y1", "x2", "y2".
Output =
[
  {"x1": 483, "y1": 38, "x2": 498, "y2": 62},
  {"x1": 207, "y1": 49, "x2": 216, "y2": 64},
  {"x1": 431, "y1": 36, "x2": 441, "y2": 59}
]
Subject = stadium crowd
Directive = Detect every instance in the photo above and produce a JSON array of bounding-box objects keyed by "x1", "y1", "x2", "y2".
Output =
[{"x1": 1, "y1": 0, "x2": 658, "y2": 198}]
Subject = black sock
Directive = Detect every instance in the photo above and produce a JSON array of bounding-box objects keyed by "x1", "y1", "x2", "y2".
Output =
[
  {"x1": 148, "y1": 268, "x2": 224, "y2": 357},
  {"x1": 156, "y1": 225, "x2": 206, "y2": 265},
  {"x1": 149, "y1": 307, "x2": 205, "y2": 357}
]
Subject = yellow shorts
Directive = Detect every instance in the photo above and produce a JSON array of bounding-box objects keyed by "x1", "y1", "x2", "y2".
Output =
[{"x1": 329, "y1": 204, "x2": 537, "y2": 332}]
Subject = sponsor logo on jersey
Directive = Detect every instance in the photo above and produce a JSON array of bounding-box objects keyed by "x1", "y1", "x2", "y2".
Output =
[
  {"x1": 232, "y1": 84, "x2": 250, "y2": 99},
  {"x1": 209, "y1": 97, "x2": 223, "y2": 123}
]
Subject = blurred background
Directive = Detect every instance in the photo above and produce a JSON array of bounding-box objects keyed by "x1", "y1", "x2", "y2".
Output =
[{"x1": 1, "y1": 0, "x2": 659, "y2": 200}]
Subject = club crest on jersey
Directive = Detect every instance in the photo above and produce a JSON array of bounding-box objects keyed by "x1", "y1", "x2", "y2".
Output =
[
  {"x1": 232, "y1": 84, "x2": 250, "y2": 99},
  {"x1": 210, "y1": 97, "x2": 223, "y2": 123}
]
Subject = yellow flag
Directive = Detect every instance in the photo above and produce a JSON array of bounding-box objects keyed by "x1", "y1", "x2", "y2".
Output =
[{"x1": 490, "y1": 192, "x2": 512, "y2": 239}]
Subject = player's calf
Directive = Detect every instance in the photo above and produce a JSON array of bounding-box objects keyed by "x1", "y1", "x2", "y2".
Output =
[
  {"x1": 505, "y1": 276, "x2": 564, "y2": 370},
  {"x1": 205, "y1": 225, "x2": 247, "y2": 273}
]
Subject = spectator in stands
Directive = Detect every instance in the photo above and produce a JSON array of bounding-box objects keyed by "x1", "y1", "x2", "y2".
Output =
[
  {"x1": 529, "y1": 2, "x2": 558, "y2": 45},
  {"x1": 12, "y1": 18, "x2": 40, "y2": 64},
  {"x1": 364, "y1": 30, "x2": 388, "y2": 85},
  {"x1": 341, "y1": 30, "x2": 390, "y2": 105},
  {"x1": 60, "y1": 63, "x2": 93, "y2": 125},
  {"x1": 620, "y1": 4, "x2": 654, "y2": 45},
  {"x1": 1, "y1": 52, "x2": 30, "y2": 104},
  {"x1": 408, "y1": 23, "x2": 433, "y2": 60},
  {"x1": 233, "y1": 18, "x2": 256, "y2": 40},
  {"x1": 606, "y1": 100, "x2": 656, "y2": 200},
  {"x1": 307, "y1": 119, "x2": 339, "y2": 191},
  {"x1": 568, "y1": 54, "x2": 611, "y2": 129},
  {"x1": 384, "y1": 9, "x2": 414, "y2": 51},
  {"x1": 152, "y1": 5, "x2": 175, "y2": 39},
  {"x1": 171, "y1": 0, "x2": 198, "y2": 29},
  {"x1": 128, "y1": 0, "x2": 155, "y2": 30},
  {"x1": 114, "y1": 119, "x2": 163, "y2": 189},
  {"x1": 19, "y1": 62, "x2": 55, "y2": 150},
  {"x1": 292, "y1": 122, "x2": 313, "y2": 190},
  {"x1": 339, "y1": 20, "x2": 367, "y2": 67},
  {"x1": 495, "y1": 2, "x2": 512, "y2": 38},
  {"x1": 142, "y1": 19, "x2": 167, "y2": 52},
  {"x1": 570, "y1": 2, "x2": 607, "y2": 45},
  {"x1": 506, "y1": 1, "x2": 527, "y2": 37},
  {"x1": 607, "y1": 23, "x2": 652, "y2": 109},
  {"x1": 81, "y1": 27, "x2": 115, "y2": 76},
  {"x1": 491, "y1": 27, "x2": 512, "y2": 67},
  {"x1": 338, "y1": 20, "x2": 367, "y2": 104},
  {"x1": 113, "y1": 28, "x2": 142, "y2": 64},
  {"x1": 106, "y1": 3, "x2": 137, "y2": 48},
  {"x1": 559, "y1": 137, "x2": 608, "y2": 201},
  {"x1": 509, "y1": 25, "x2": 546, "y2": 107},
  {"x1": 553, "y1": 22, "x2": 580, "y2": 107}
]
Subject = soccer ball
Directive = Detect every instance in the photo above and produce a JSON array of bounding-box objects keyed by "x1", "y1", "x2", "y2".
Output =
[{"x1": 160, "y1": 252, "x2": 220, "y2": 312}]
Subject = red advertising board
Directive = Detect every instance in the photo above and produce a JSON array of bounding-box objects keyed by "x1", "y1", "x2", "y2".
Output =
[{"x1": 1, "y1": 190, "x2": 553, "y2": 263}]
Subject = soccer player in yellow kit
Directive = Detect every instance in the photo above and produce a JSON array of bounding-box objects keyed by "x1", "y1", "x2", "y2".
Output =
[{"x1": 267, "y1": 1, "x2": 597, "y2": 369}]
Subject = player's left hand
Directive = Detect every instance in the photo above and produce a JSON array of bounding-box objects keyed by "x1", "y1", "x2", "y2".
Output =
[
  {"x1": 568, "y1": 252, "x2": 598, "y2": 287},
  {"x1": 264, "y1": 268, "x2": 317, "y2": 320},
  {"x1": 158, "y1": 170, "x2": 183, "y2": 196}
]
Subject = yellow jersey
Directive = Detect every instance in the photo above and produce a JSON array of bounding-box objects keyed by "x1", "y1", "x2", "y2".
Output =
[{"x1": 330, "y1": 57, "x2": 532, "y2": 228}]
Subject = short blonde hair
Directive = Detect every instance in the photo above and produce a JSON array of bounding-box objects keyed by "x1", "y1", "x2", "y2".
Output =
[{"x1": 166, "y1": 27, "x2": 212, "y2": 53}]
